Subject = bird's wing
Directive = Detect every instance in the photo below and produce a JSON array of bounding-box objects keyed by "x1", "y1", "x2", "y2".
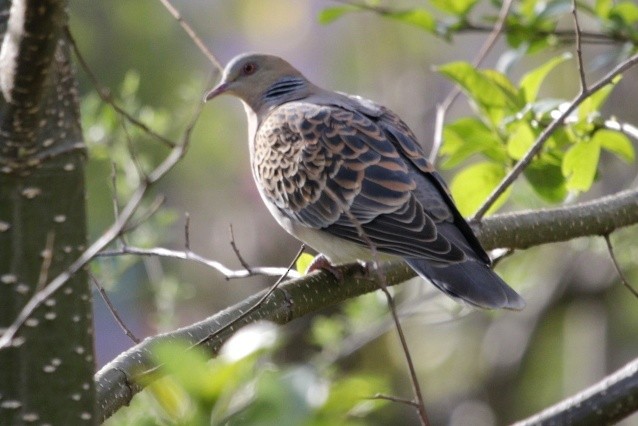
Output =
[{"x1": 254, "y1": 101, "x2": 470, "y2": 264}]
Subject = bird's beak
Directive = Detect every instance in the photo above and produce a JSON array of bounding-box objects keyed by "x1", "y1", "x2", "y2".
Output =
[{"x1": 204, "y1": 82, "x2": 230, "y2": 102}]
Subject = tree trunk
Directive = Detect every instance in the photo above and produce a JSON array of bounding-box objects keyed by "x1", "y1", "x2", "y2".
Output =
[{"x1": 0, "y1": 0, "x2": 96, "y2": 423}]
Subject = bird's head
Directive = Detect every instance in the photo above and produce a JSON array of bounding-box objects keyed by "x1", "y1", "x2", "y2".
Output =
[{"x1": 205, "y1": 53, "x2": 310, "y2": 113}]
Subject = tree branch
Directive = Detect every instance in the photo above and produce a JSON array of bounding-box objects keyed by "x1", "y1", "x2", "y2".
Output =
[
  {"x1": 95, "y1": 187, "x2": 638, "y2": 422},
  {"x1": 513, "y1": 357, "x2": 638, "y2": 426}
]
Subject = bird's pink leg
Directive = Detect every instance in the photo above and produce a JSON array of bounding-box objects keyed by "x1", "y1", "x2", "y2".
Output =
[
  {"x1": 306, "y1": 254, "x2": 370, "y2": 282},
  {"x1": 305, "y1": 254, "x2": 345, "y2": 281}
]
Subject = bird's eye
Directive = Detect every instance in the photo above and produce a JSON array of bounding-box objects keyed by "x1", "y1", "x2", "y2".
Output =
[{"x1": 242, "y1": 62, "x2": 257, "y2": 75}]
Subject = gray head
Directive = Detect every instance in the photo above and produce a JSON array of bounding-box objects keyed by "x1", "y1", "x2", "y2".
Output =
[{"x1": 205, "y1": 53, "x2": 312, "y2": 113}]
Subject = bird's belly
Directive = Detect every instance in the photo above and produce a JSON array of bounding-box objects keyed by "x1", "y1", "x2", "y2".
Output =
[{"x1": 269, "y1": 205, "x2": 396, "y2": 264}]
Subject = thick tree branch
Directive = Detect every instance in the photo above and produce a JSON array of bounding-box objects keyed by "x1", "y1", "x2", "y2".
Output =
[
  {"x1": 475, "y1": 188, "x2": 638, "y2": 250},
  {"x1": 513, "y1": 357, "x2": 638, "y2": 426},
  {"x1": 95, "y1": 187, "x2": 638, "y2": 422}
]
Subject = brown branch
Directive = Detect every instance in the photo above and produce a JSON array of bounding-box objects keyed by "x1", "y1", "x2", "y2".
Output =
[
  {"x1": 90, "y1": 272, "x2": 140, "y2": 344},
  {"x1": 571, "y1": 0, "x2": 587, "y2": 91},
  {"x1": 94, "y1": 186, "x2": 638, "y2": 422},
  {"x1": 156, "y1": 0, "x2": 222, "y2": 71},
  {"x1": 195, "y1": 245, "x2": 305, "y2": 346},
  {"x1": 475, "y1": 188, "x2": 638, "y2": 250},
  {"x1": 229, "y1": 224, "x2": 252, "y2": 273},
  {"x1": 604, "y1": 234, "x2": 638, "y2": 299},
  {"x1": 368, "y1": 393, "x2": 421, "y2": 408}
]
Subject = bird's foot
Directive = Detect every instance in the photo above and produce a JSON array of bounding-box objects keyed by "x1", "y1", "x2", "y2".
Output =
[{"x1": 306, "y1": 254, "x2": 344, "y2": 282}]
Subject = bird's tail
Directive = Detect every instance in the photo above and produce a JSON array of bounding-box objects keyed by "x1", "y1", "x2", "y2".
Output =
[{"x1": 405, "y1": 258, "x2": 525, "y2": 310}]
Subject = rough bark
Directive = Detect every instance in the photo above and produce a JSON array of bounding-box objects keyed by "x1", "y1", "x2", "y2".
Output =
[{"x1": 0, "y1": 0, "x2": 95, "y2": 424}]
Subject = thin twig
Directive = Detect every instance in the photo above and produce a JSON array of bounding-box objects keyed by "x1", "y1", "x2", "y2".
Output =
[
  {"x1": 571, "y1": 0, "x2": 587, "y2": 91},
  {"x1": 90, "y1": 272, "x2": 140, "y2": 344},
  {"x1": 194, "y1": 244, "x2": 306, "y2": 347},
  {"x1": 472, "y1": 52, "x2": 638, "y2": 221},
  {"x1": 156, "y1": 0, "x2": 223, "y2": 71},
  {"x1": 0, "y1": 73, "x2": 208, "y2": 350},
  {"x1": 122, "y1": 120, "x2": 149, "y2": 183},
  {"x1": 603, "y1": 234, "x2": 638, "y2": 299},
  {"x1": 229, "y1": 224, "x2": 252, "y2": 273},
  {"x1": 368, "y1": 393, "x2": 421, "y2": 408},
  {"x1": 98, "y1": 246, "x2": 300, "y2": 280},
  {"x1": 430, "y1": 0, "x2": 514, "y2": 163},
  {"x1": 121, "y1": 195, "x2": 166, "y2": 234},
  {"x1": 110, "y1": 162, "x2": 128, "y2": 248},
  {"x1": 326, "y1": 186, "x2": 429, "y2": 426},
  {"x1": 64, "y1": 27, "x2": 177, "y2": 149},
  {"x1": 184, "y1": 213, "x2": 191, "y2": 252}
]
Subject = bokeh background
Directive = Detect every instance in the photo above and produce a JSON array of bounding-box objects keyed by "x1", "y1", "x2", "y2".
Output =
[{"x1": 67, "y1": 1, "x2": 638, "y2": 424}]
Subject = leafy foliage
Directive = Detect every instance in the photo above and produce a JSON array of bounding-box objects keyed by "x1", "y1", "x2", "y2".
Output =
[
  {"x1": 106, "y1": 323, "x2": 389, "y2": 425},
  {"x1": 319, "y1": 0, "x2": 636, "y2": 215}
]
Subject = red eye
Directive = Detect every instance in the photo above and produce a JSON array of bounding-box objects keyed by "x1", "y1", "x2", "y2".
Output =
[{"x1": 242, "y1": 62, "x2": 257, "y2": 75}]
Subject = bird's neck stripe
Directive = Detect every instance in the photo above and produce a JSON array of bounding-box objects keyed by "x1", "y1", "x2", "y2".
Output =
[{"x1": 264, "y1": 77, "x2": 306, "y2": 100}]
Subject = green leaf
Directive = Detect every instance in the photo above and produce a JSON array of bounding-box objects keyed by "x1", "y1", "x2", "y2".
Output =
[
  {"x1": 441, "y1": 117, "x2": 506, "y2": 168},
  {"x1": 318, "y1": 6, "x2": 357, "y2": 24},
  {"x1": 595, "y1": 0, "x2": 613, "y2": 18},
  {"x1": 321, "y1": 375, "x2": 389, "y2": 417},
  {"x1": 524, "y1": 161, "x2": 568, "y2": 202},
  {"x1": 519, "y1": 53, "x2": 571, "y2": 102},
  {"x1": 595, "y1": 129, "x2": 635, "y2": 163},
  {"x1": 562, "y1": 138, "x2": 601, "y2": 192},
  {"x1": 578, "y1": 76, "x2": 621, "y2": 121},
  {"x1": 310, "y1": 316, "x2": 346, "y2": 348},
  {"x1": 450, "y1": 162, "x2": 509, "y2": 217},
  {"x1": 611, "y1": 2, "x2": 638, "y2": 24},
  {"x1": 430, "y1": 0, "x2": 477, "y2": 16},
  {"x1": 387, "y1": 9, "x2": 436, "y2": 32},
  {"x1": 438, "y1": 62, "x2": 520, "y2": 125},
  {"x1": 296, "y1": 252, "x2": 315, "y2": 275},
  {"x1": 507, "y1": 121, "x2": 536, "y2": 160}
]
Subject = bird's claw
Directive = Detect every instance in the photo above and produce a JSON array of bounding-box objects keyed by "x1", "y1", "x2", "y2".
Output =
[{"x1": 305, "y1": 254, "x2": 344, "y2": 282}]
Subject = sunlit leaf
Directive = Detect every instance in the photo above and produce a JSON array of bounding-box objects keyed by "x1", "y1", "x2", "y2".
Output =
[
  {"x1": 562, "y1": 139, "x2": 601, "y2": 192},
  {"x1": 151, "y1": 341, "x2": 211, "y2": 394},
  {"x1": 507, "y1": 121, "x2": 536, "y2": 160},
  {"x1": 151, "y1": 340, "x2": 251, "y2": 403},
  {"x1": 430, "y1": 0, "x2": 477, "y2": 16},
  {"x1": 611, "y1": 1, "x2": 638, "y2": 24},
  {"x1": 441, "y1": 117, "x2": 506, "y2": 168},
  {"x1": 578, "y1": 76, "x2": 621, "y2": 121},
  {"x1": 450, "y1": 162, "x2": 509, "y2": 216},
  {"x1": 296, "y1": 252, "x2": 315, "y2": 275},
  {"x1": 318, "y1": 6, "x2": 357, "y2": 24},
  {"x1": 147, "y1": 377, "x2": 191, "y2": 421},
  {"x1": 595, "y1": 129, "x2": 635, "y2": 163},
  {"x1": 519, "y1": 53, "x2": 571, "y2": 102},
  {"x1": 321, "y1": 375, "x2": 389, "y2": 417},
  {"x1": 595, "y1": 0, "x2": 613, "y2": 18},
  {"x1": 438, "y1": 62, "x2": 520, "y2": 125},
  {"x1": 388, "y1": 9, "x2": 436, "y2": 32}
]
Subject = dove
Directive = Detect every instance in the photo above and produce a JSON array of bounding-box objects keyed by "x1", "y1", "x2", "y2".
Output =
[{"x1": 205, "y1": 53, "x2": 525, "y2": 310}]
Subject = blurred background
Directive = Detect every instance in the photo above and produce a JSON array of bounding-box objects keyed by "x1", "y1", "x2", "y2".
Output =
[{"x1": 68, "y1": 0, "x2": 638, "y2": 424}]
